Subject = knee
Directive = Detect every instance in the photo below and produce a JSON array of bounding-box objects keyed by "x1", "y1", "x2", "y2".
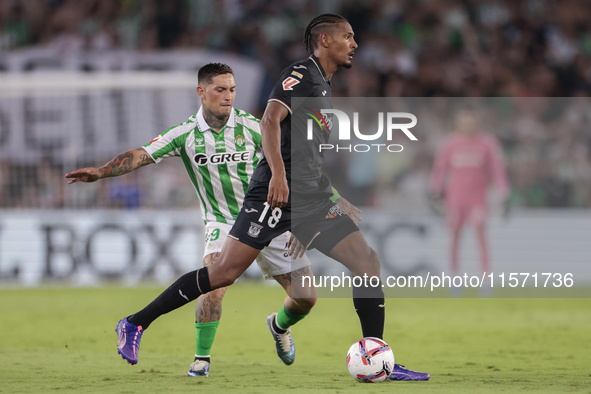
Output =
[
  {"x1": 367, "y1": 247, "x2": 381, "y2": 273},
  {"x1": 351, "y1": 247, "x2": 380, "y2": 277},
  {"x1": 210, "y1": 258, "x2": 240, "y2": 288},
  {"x1": 217, "y1": 271, "x2": 236, "y2": 288},
  {"x1": 368, "y1": 247, "x2": 380, "y2": 264}
]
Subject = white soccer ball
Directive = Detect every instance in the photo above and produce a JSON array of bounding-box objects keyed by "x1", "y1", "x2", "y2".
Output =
[{"x1": 346, "y1": 337, "x2": 395, "y2": 383}]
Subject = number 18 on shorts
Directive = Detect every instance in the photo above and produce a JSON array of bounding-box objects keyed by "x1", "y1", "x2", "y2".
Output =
[{"x1": 229, "y1": 192, "x2": 292, "y2": 250}]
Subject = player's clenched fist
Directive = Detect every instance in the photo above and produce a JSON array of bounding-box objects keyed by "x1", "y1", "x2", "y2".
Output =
[
  {"x1": 65, "y1": 168, "x2": 102, "y2": 184},
  {"x1": 267, "y1": 175, "x2": 289, "y2": 209}
]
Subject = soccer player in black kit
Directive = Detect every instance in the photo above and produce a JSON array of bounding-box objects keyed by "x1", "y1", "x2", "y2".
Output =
[{"x1": 116, "y1": 14, "x2": 429, "y2": 381}]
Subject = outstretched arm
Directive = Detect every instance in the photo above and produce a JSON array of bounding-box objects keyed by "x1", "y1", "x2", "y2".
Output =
[{"x1": 65, "y1": 148, "x2": 154, "y2": 184}]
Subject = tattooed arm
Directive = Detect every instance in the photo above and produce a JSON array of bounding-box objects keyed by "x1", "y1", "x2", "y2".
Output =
[{"x1": 65, "y1": 148, "x2": 154, "y2": 184}]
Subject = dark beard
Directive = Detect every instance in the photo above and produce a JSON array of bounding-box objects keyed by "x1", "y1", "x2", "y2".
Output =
[{"x1": 343, "y1": 63, "x2": 353, "y2": 69}]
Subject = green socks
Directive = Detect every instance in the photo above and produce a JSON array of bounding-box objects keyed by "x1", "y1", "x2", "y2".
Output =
[
  {"x1": 194, "y1": 307, "x2": 308, "y2": 358},
  {"x1": 195, "y1": 321, "x2": 220, "y2": 357},
  {"x1": 275, "y1": 306, "x2": 309, "y2": 330}
]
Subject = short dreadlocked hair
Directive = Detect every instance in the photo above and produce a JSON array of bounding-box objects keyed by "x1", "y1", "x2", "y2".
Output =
[{"x1": 304, "y1": 14, "x2": 348, "y2": 53}]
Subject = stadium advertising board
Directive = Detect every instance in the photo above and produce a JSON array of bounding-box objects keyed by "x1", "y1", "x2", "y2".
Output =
[{"x1": 1, "y1": 209, "x2": 589, "y2": 298}]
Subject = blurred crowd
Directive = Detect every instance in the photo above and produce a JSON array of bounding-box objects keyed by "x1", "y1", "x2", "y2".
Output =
[
  {"x1": 1, "y1": 0, "x2": 591, "y2": 210},
  {"x1": 324, "y1": 97, "x2": 591, "y2": 212},
  {"x1": 1, "y1": 0, "x2": 590, "y2": 96}
]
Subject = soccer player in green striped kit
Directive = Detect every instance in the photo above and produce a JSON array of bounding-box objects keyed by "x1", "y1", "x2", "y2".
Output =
[{"x1": 66, "y1": 63, "x2": 357, "y2": 376}]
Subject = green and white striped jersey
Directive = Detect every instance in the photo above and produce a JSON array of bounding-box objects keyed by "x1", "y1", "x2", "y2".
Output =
[{"x1": 143, "y1": 107, "x2": 262, "y2": 224}]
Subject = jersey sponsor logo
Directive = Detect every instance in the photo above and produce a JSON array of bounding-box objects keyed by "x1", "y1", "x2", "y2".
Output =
[
  {"x1": 234, "y1": 135, "x2": 245, "y2": 147},
  {"x1": 149, "y1": 135, "x2": 162, "y2": 144},
  {"x1": 247, "y1": 222, "x2": 263, "y2": 238},
  {"x1": 293, "y1": 65, "x2": 307, "y2": 69},
  {"x1": 291, "y1": 70, "x2": 303, "y2": 79},
  {"x1": 194, "y1": 154, "x2": 208, "y2": 165},
  {"x1": 282, "y1": 77, "x2": 300, "y2": 91},
  {"x1": 194, "y1": 151, "x2": 250, "y2": 166}
]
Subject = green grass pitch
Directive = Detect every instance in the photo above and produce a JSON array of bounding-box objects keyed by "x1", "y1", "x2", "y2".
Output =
[{"x1": 1, "y1": 283, "x2": 590, "y2": 393}]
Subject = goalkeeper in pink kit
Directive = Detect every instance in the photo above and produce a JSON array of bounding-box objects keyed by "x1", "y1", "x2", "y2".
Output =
[{"x1": 429, "y1": 109, "x2": 510, "y2": 278}]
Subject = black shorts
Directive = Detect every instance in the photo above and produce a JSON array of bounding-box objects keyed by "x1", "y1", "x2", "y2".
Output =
[
  {"x1": 228, "y1": 182, "x2": 291, "y2": 250},
  {"x1": 229, "y1": 181, "x2": 358, "y2": 254},
  {"x1": 291, "y1": 199, "x2": 359, "y2": 256}
]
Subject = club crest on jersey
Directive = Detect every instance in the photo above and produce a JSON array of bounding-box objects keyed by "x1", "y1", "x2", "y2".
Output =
[
  {"x1": 234, "y1": 135, "x2": 245, "y2": 147},
  {"x1": 282, "y1": 77, "x2": 300, "y2": 91},
  {"x1": 248, "y1": 222, "x2": 263, "y2": 238}
]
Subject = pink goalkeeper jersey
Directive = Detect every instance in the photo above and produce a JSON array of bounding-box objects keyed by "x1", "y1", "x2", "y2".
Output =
[{"x1": 430, "y1": 132, "x2": 509, "y2": 206}]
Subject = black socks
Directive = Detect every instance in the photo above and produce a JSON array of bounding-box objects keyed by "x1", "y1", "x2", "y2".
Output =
[
  {"x1": 197, "y1": 267, "x2": 213, "y2": 294},
  {"x1": 128, "y1": 268, "x2": 212, "y2": 329},
  {"x1": 125, "y1": 265, "x2": 384, "y2": 341},
  {"x1": 194, "y1": 356, "x2": 211, "y2": 363},
  {"x1": 272, "y1": 315, "x2": 287, "y2": 334},
  {"x1": 353, "y1": 285, "x2": 385, "y2": 339}
]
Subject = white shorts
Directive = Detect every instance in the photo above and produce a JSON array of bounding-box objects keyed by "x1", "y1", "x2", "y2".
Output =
[{"x1": 203, "y1": 222, "x2": 312, "y2": 279}]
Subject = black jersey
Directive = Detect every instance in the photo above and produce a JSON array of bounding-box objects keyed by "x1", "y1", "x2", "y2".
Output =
[{"x1": 252, "y1": 55, "x2": 333, "y2": 198}]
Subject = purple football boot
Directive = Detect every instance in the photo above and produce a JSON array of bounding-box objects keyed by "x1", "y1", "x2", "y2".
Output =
[
  {"x1": 115, "y1": 317, "x2": 143, "y2": 365},
  {"x1": 389, "y1": 364, "x2": 430, "y2": 381}
]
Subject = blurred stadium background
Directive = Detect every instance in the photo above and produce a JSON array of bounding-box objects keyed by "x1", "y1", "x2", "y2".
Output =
[{"x1": 0, "y1": 0, "x2": 590, "y2": 287}]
